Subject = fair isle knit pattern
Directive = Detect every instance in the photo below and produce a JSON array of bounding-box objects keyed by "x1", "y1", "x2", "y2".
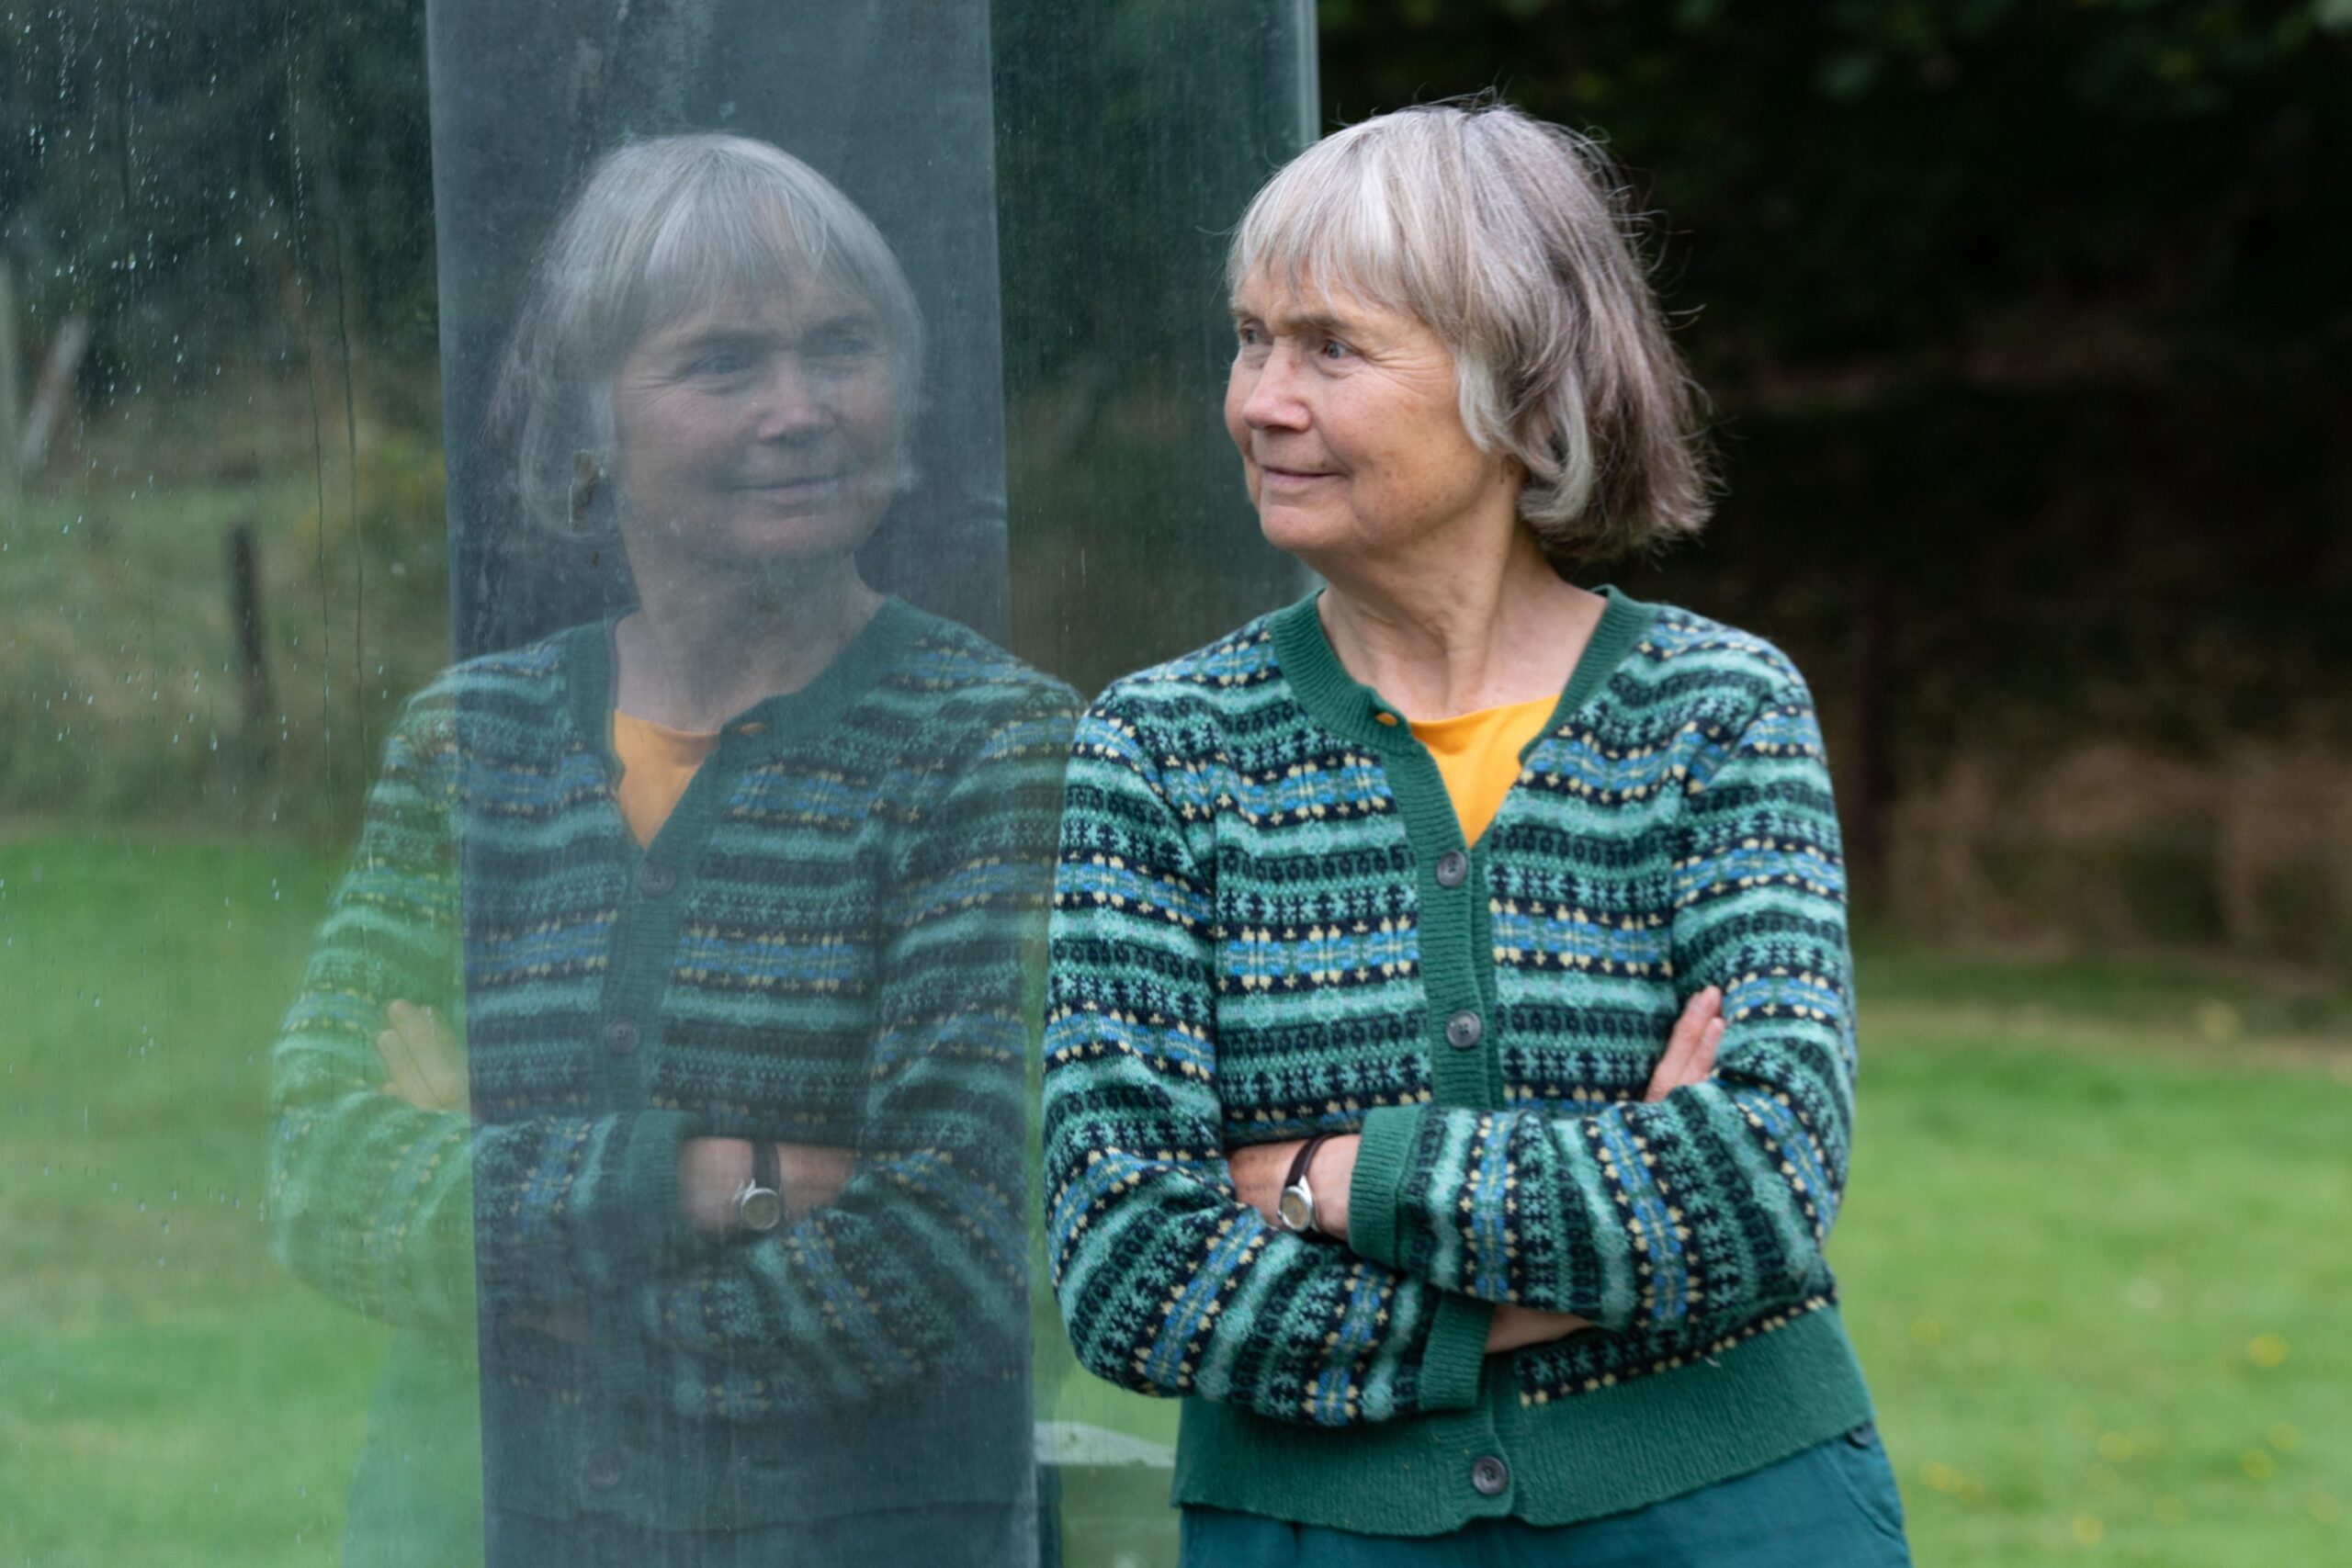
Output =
[
  {"x1": 1043, "y1": 588, "x2": 1876, "y2": 1534},
  {"x1": 268, "y1": 597, "x2": 1075, "y2": 1529}
]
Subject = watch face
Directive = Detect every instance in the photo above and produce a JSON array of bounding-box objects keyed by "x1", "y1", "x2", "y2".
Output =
[
  {"x1": 740, "y1": 1188, "x2": 786, "y2": 1233},
  {"x1": 1276, "y1": 1187, "x2": 1312, "y2": 1234}
]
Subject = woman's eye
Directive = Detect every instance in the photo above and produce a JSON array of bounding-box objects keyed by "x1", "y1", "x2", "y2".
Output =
[
  {"x1": 1234, "y1": 323, "x2": 1265, "y2": 349},
  {"x1": 1318, "y1": 337, "x2": 1353, "y2": 361},
  {"x1": 687, "y1": 352, "x2": 749, "y2": 378},
  {"x1": 810, "y1": 331, "x2": 875, "y2": 359}
]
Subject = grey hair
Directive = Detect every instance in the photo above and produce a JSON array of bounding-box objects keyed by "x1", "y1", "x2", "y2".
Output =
[
  {"x1": 492, "y1": 133, "x2": 923, "y2": 535},
  {"x1": 1228, "y1": 101, "x2": 1712, "y2": 563}
]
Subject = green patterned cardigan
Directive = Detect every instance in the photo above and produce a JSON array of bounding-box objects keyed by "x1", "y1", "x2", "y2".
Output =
[
  {"x1": 267, "y1": 597, "x2": 1076, "y2": 1535},
  {"x1": 1043, "y1": 588, "x2": 1877, "y2": 1536}
]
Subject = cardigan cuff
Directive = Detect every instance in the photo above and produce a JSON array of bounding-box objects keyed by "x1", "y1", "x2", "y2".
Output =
[
  {"x1": 1419, "y1": 1291, "x2": 1492, "y2": 1412},
  {"x1": 1347, "y1": 1103, "x2": 1424, "y2": 1270},
  {"x1": 612, "y1": 1109, "x2": 703, "y2": 1270}
]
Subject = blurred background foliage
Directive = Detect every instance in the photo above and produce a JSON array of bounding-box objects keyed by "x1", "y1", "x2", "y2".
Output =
[
  {"x1": 1323, "y1": 0, "x2": 2352, "y2": 966},
  {"x1": 8, "y1": 0, "x2": 2349, "y2": 960},
  {"x1": 0, "y1": 3, "x2": 435, "y2": 361},
  {"x1": 1329, "y1": 0, "x2": 2352, "y2": 370}
]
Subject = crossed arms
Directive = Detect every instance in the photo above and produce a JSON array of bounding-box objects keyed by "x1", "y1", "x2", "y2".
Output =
[{"x1": 1042, "y1": 680, "x2": 1857, "y2": 1427}]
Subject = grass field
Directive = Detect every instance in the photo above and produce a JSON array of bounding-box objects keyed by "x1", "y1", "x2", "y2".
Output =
[{"x1": 1, "y1": 833, "x2": 2346, "y2": 1565}]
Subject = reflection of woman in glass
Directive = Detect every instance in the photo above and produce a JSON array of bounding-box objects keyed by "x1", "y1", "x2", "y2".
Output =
[
  {"x1": 270, "y1": 135, "x2": 1070, "y2": 1567},
  {"x1": 1046, "y1": 103, "x2": 1911, "y2": 1564}
]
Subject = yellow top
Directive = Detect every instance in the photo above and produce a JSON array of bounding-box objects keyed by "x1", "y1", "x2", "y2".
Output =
[
  {"x1": 611, "y1": 710, "x2": 721, "y2": 846},
  {"x1": 1408, "y1": 694, "x2": 1557, "y2": 845}
]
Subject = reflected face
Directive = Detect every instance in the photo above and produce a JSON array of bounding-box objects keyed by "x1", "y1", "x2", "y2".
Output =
[
  {"x1": 1225, "y1": 272, "x2": 1513, "y2": 566},
  {"x1": 607, "y1": 266, "x2": 898, "y2": 576}
]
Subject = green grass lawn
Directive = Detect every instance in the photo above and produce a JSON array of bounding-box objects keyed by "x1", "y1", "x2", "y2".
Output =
[{"x1": 2, "y1": 834, "x2": 2346, "y2": 1565}]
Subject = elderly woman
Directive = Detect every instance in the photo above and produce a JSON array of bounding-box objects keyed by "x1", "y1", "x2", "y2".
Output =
[
  {"x1": 1045, "y1": 102, "x2": 1910, "y2": 1564},
  {"x1": 269, "y1": 135, "x2": 1070, "y2": 1567}
]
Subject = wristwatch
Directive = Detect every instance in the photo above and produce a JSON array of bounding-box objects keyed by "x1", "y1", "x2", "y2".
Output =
[
  {"x1": 734, "y1": 1141, "x2": 785, "y2": 1235},
  {"x1": 1274, "y1": 1133, "x2": 1334, "y2": 1237}
]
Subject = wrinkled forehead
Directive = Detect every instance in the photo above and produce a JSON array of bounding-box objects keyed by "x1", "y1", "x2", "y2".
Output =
[{"x1": 1230, "y1": 267, "x2": 1380, "y2": 329}]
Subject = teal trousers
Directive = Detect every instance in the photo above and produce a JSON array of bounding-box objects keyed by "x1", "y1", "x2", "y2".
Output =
[{"x1": 1179, "y1": 1425, "x2": 1912, "y2": 1568}]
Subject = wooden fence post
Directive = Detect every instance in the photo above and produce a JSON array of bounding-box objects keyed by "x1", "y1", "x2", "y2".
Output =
[{"x1": 228, "y1": 523, "x2": 276, "y2": 776}]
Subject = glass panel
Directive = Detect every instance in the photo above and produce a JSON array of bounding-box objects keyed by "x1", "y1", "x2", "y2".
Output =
[
  {"x1": 992, "y1": 7, "x2": 1316, "y2": 1558},
  {"x1": 998, "y1": 0, "x2": 1317, "y2": 695},
  {"x1": 1, "y1": 6, "x2": 447, "y2": 1566},
  {"x1": 3, "y1": 3, "x2": 1308, "y2": 1565},
  {"x1": 416, "y1": 4, "x2": 1046, "y2": 1561}
]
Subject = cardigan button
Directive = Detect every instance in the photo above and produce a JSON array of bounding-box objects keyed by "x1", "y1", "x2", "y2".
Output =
[
  {"x1": 637, "y1": 861, "x2": 676, "y2": 897},
  {"x1": 1471, "y1": 1454, "x2": 1510, "y2": 1496},
  {"x1": 582, "y1": 1450, "x2": 624, "y2": 1492},
  {"x1": 1435, "y1": 850, "x2": 1469, "y2": 888},
  {"x1": 605, "y1": 1020, "x2": 639, "y2": 1056},
  {"x1": 1445, "y1": 1010, "x2": 1483, "y2": 1050}
]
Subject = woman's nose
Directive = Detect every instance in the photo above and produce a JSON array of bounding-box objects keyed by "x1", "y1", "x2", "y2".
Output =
[
  {"x1": 752, "y1": 358, "x2": 830, "y2": 437},
  {"x1": 1238, "y1": 349, "x2": 1309, "y2": 431}
]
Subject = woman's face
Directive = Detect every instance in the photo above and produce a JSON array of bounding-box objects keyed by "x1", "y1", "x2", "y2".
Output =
[
  {"x1": 606, "y1": 261, "x2": 897, "y2": 580},
  {"x1": 1225, "y1": 270, "x2": 1515, "y2": 568}
]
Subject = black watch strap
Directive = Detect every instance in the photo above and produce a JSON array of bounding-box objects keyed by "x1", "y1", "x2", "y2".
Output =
[
  {"x1": 1284, "y1": 1134, "x2": 1329, "y2": 1198},
  {"x1": 753, "y1": 1139, "x2": 782, "y2": 1200},
  {"x1": 1282, "y1": 1133, "x2": 1333, "y2": 1235}
]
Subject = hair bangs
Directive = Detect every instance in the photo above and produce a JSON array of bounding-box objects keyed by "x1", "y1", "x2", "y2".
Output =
[
  {"x1": 605, "y1": 171, "x2": 842, "y2": 365},
  {"x1": 1231, "y1": 140, "x2": 1428, "y2": 330}
]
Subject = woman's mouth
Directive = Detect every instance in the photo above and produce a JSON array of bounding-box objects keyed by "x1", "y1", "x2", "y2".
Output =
[
  {"x1": 1260, "y1": 464, "x2": 1334, "y2": 490},
  {"x1": 739, "y1": 470, "x2": 853, "y2": 502}
]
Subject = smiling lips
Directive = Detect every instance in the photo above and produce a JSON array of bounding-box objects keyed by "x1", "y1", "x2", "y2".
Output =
[
  {"x1": 1257, "y1": 457, "x2": 1337, "y2": 486},
  {"x1": 739, "y1": 469, "x2": 849, "y2": 493}
]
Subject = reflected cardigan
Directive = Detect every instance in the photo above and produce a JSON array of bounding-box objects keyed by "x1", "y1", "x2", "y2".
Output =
[
  {"x1": 268, "y1": 597, "x2": 1076, "y2": 1532},
  {"x1": 1043, "y1": 589, "x2": 1876, "y2": 1535}
]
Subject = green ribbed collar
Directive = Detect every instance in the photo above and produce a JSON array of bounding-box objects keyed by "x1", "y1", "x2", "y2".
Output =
[
  {"x1": 1266, "y1": 584, "x2": 1658, "y2": 750},
  {"x1": 560, "y1": 592, "x2": 925, "y2": 759}
]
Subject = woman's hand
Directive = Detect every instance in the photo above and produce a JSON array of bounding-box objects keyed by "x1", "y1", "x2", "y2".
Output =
[
  {"x1": 375, "y1": 999, "x2": 467, "y2": 1114},
  {"x1": 776, "y1": 1144, "x2": 854, "y2": 1220},
  {"x1": 679, "y1": 1137, "x2": 756, "y2": 1233},
  {"x1": 678, "y1": 1138, "x2": 854, "y2": 1234},
  {"x1": 1644, "y1": 985, "x2": 1724, "y2": 1102},
  {"x1": 1486, "y1": 1303, "x2": 1592, "y2": 1353}
]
